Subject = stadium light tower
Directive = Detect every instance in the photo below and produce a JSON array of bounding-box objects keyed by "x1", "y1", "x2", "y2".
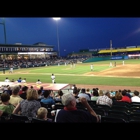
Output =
[
  {"x1": 53, "y1": 17, "x2": 61, "y2": 57},
  {"x1": 0, "y1": 18, "x2": 7, "y2": 44}
]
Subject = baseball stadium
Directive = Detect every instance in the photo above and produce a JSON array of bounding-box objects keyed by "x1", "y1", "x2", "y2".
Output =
[
  {"x1": 1, "y1": 42, "x2": 140, "y2": 123},
  {"x1": 0, "y1": 43, "x2": 140, "y2": 92}
]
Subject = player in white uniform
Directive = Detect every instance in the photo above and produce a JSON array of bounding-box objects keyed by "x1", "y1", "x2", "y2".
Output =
[
  {"x1": 21, "y1": 78, "x2": 26, "y2": 83},
  {"x1": 90, "y1": 64, "x2": 93, "y2": 71},
  {"x1": 51, "y1": 74, "x2": 55, "y2": 84},
  {"x1": 109, "y1": 62, "x2": 113, "y2": 67},
  {"x1": 9, "y1": 67, "x2": 13, "y2": 73},
  {"x1": 36, "y1": 79, "x2": 42, "y2": 84},
  {"x1": 4, "y1": 77, "x2": 10, "y2": 82}
]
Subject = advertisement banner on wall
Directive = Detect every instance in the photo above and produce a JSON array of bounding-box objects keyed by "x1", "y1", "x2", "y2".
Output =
[{"x1": 111, "y1": 56, "x2": 123, "y2": 60}]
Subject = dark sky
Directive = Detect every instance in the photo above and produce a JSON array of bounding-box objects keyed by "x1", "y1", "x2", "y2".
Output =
[{"x1": 0, "y1": 17, "x2": 140, "y2": 56}]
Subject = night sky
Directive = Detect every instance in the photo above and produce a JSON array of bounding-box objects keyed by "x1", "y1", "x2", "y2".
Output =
[{"x1": 0, "y1": 17, "x2": 140, "y2": 56}]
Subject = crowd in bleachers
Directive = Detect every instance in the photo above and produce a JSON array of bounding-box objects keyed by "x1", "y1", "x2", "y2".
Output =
[
  {"x1": 0, "y1": 83, "x2": 140, "y2": 123},
  {"x1": 0, "y1": 57, "x2": 86, "y2": 70}
]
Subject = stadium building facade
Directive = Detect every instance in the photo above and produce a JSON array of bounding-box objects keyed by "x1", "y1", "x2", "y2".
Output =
[{"x1": 0, "y1": 42, "x2": 57, "y2": 60}]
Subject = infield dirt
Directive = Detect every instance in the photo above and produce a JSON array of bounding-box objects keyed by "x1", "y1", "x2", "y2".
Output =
[{"x1": 77, "y1": 64, "x2": 140, "y2": 91}]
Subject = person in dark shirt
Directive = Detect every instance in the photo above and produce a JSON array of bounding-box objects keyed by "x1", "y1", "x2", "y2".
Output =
[
  {"x1": 71, "y1": 84, "x2": 77, "y2": 91},
  {"x1": 17, "y1": 77, "x2": 22, "y2": 83},
  {"x1": 20, "y1": 86, "x2": 28, "y2": 100},
  {"x1": 41, "y1": 90, "x2": 55, "y2": 105},
  {"x1": 56, "y1": 93, "x2": 100, "y2": 123},
  {"x1": 126, "y1": 89, "x2": 132, "y2": 98},
  {"x1": 73, "y1": 89, "x2": 79, "y2": 99}
]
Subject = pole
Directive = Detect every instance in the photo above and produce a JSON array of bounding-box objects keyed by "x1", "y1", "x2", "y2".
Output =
[
  {"x1": 110, "y1": 40, "x2": 112, "y2": 57},
  {"x1": 3, "y1": 18, "x2": 7, "y2": 44},
  {"x1": 56, "y1": 21, "x2": 60, "y2": 57},
  {"x1": 53, "y1": 18, "x2": 61, "y2": 57},
  {"x1": 0, "y1": 18, "x2": 7, "y2": 44}
]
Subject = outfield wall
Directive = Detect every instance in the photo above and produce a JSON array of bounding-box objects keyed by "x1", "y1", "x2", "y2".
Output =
[
  {"x1": 83, "y1": 56, "x2": 111, "y2": 63},
  {"x1": 83, "y1": 56, "x2": 128, "y2": 63}
]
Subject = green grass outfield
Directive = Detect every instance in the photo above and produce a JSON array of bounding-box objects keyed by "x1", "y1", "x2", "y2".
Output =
[{"x1": 0, "y1": 59, "x2": 140, "y2": 87}]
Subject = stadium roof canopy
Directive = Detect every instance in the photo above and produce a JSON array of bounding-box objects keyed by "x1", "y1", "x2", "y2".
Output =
[{"x1": 98, "y1": 48, "x2": 140, "y2": 53}]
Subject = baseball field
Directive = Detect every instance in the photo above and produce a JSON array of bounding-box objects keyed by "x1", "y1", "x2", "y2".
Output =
[{"x1": 0, "y1": 59, "x2": 140, "y2": 91}]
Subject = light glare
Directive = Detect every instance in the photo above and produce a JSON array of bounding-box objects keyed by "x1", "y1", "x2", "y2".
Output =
[{"x1": 53, "y1": 17, "x2": 61, "y2": 20}]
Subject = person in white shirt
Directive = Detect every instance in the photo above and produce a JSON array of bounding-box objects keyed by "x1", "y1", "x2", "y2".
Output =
[
  {"x1": 21, "y1": 78, "x2": 26, "y2": 83},
  {"x1": 90, "y1": 64, "x2": 93, "y2": 71},
  {"x1": 122, "y1": 60, "x2": 124, "y2": 65},
  {"x1": 131, "y1": 90, "x2": 140, "y2": 103},
  {"x1": 51, "y1": 74, "x2": 55, "y2": 84},
  {"x1": 109, "y1": 62, "x2": 113, "y2": 67},
  {"x1": 4, "y1": 77, "x2": 10, "y2": 82},
  {"x1": 78, "y1": 88, "x2": 91, "y2": 101},
  {"x1": 9, "y1": 67, "x2": 13, "y2": 73},
  {"x1": 36, "y1": 79, "x2": 42, "y2": 84}
]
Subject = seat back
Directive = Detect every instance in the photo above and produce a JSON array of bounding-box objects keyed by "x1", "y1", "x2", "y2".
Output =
[
  {"x1": 40, "y1": 102, "x2": 53, "y2": 112},
  {"x1": 10, "y1": 114, "x2": 30, "y2": 123},
  {"x1": 55, "y1": 100, "x2": 62, "y2": 104},
  {"x1": 130, "y1": 104, "x2": 140, "y2": 108},
  {"x1": 129, "y1": 120, "x2": 140, "y2": 123},
  {"x1": 32, "y1": 117, "x2": 53, "y2": 123},
  {"x1": 111, "y1": 105, "x2": 130, "y2": 113},
  {"x1": 101, "y1": 116, "x2": 127, "y2": 123},
  {"x1": 54, "y1": 104, "x2": 64, "y2": 110},
  {"x1": 76, "y1": 102, "x2": 87, "y2": 111},
  {"x1": 88, "y1": 100, "x2": 96, "y2": 104},
  {"x1": 129, "y1": 112, "x2": 140, "y2": 122},
  {"x1": 129, "y1": 107, "x2": 140, "y2": 114},
  {"x1": 131, "y1": 102, "x2": 140, "y2": 105},
  {"x1": 88, "y1": 100, "x2": 97, "y2": 108},
  {"x1": 113, "y1": 101, "x2": 130, "y2": 108},
  {"x1": 108, "y1": 110, "x2": 129, "y2": 121},
  {"x1": 96, "y1": 104, "x2": 111, "y2": 115},
  {"x1": 93, "y1": 108, "x2": 106, "y2": 116}
]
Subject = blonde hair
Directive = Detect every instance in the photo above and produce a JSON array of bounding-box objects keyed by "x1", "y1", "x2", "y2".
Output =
[
  {"x1": 26, "y1": 88, "x2": 38, "y2": 100},
  {"x1": 98, "y1": 90, "x2": 103, "y2": 96},
  {"x1": 37, "y1": 107, "x2": 48, "y2": 119}
]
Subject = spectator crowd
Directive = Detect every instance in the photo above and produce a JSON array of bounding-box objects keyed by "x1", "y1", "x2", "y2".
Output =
[{"x1": 0, "y1": 82, "x2": 140, "y2": 123}]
